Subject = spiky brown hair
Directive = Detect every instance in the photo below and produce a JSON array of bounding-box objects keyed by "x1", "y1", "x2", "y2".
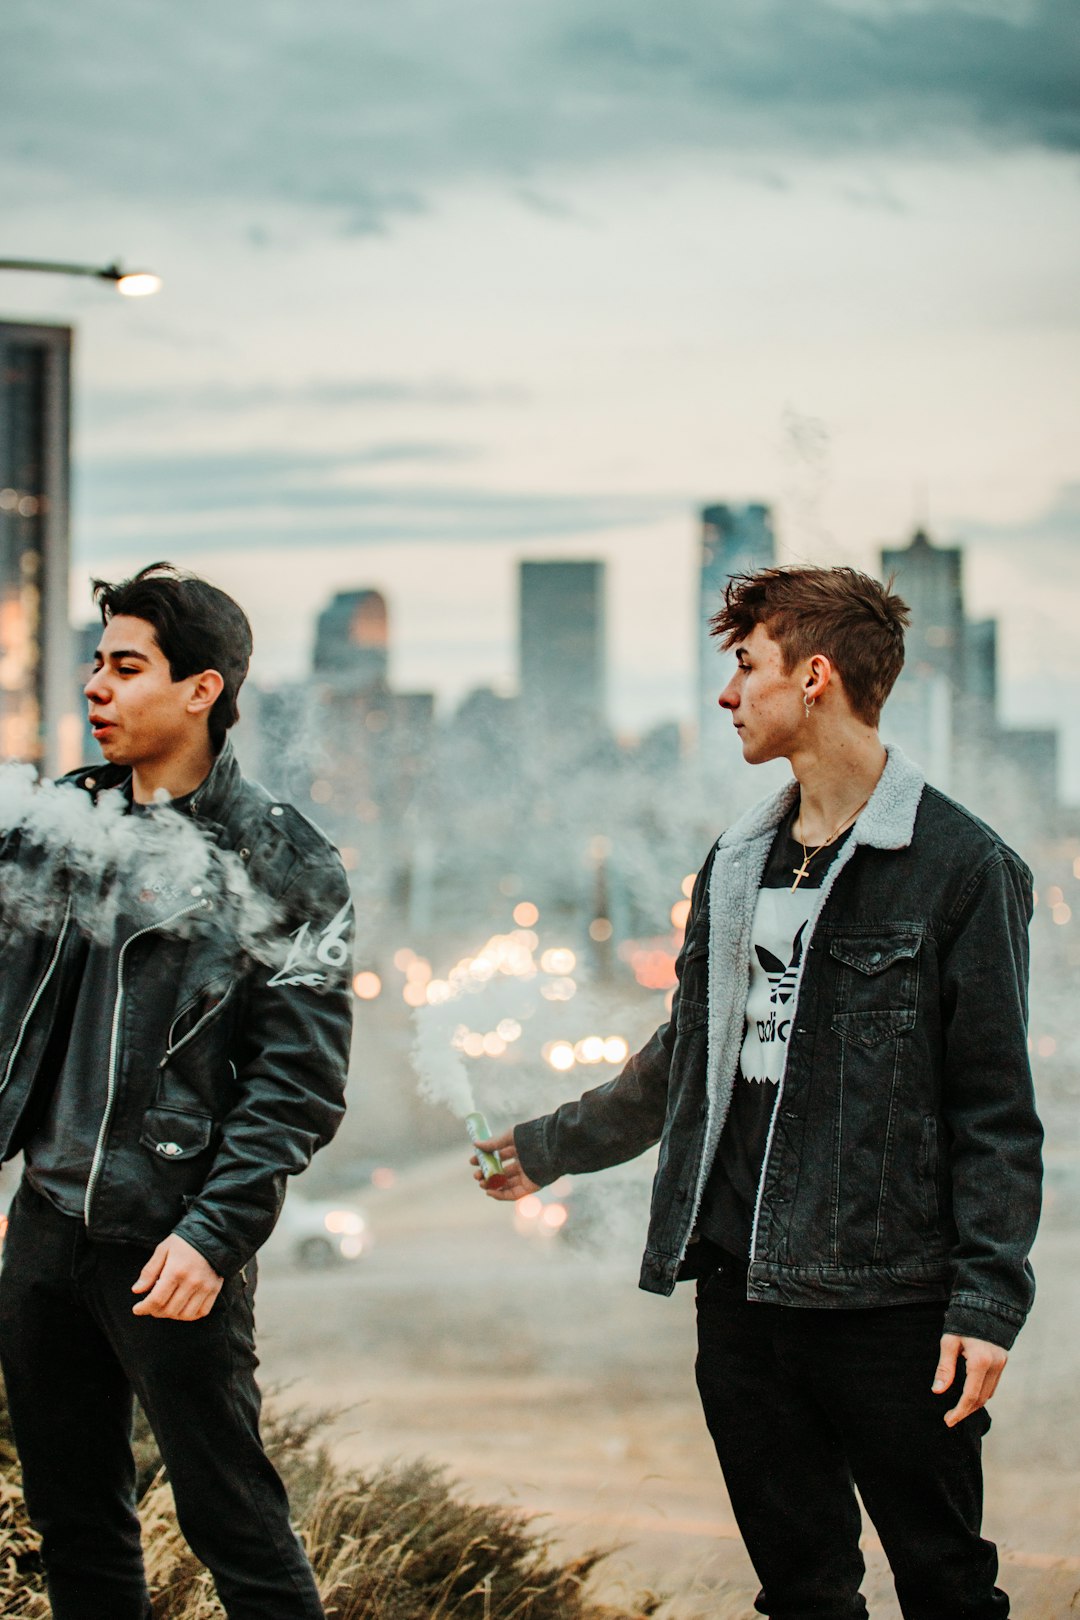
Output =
[{"x1": 710, "y1": 565, "x2": 910, "y2": 725}]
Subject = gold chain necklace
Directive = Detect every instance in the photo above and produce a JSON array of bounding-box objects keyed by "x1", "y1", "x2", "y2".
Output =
[{"x1": 790, "y1": 796, "x2": 870, "y2": 892}]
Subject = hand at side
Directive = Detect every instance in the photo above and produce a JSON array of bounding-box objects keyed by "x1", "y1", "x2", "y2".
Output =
[
  {"x1": 933, "y1": 1333, "x2": 1008, "y2": 1426},
  {"x1": 131, "y1": 1233, "x2": 225, "y2": 1320}
]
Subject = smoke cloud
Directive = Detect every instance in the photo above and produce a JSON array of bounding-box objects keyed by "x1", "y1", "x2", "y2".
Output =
[
  {"x1": 0, "y1": 764, "x2": 283, "y2": 965},
  {"x1": 411, "y1": 1009, "x2": 476, "y2": 1121}
]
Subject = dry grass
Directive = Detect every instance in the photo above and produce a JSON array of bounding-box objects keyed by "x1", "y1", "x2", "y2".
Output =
[{"x1": 0, "y1": 1382, "x2": 666, "y2": 1620}]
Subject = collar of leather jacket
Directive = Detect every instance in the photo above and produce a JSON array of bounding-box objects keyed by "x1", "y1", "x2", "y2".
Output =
[{"x1": 63, "y1": 739, "x2": 243, "y2": 828}]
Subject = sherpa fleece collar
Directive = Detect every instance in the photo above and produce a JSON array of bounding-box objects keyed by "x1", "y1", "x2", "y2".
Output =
[{"x1": 716, "y1": 743, "x2": 926, "y2": 855}]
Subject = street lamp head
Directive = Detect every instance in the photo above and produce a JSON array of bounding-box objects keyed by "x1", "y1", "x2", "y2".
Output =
[
  {"x1": 113, "y1": 271, "x2": 163, "y2": 298},
  {"x1": 0, "y1": 257, "x2": 163, "y2": 296}
]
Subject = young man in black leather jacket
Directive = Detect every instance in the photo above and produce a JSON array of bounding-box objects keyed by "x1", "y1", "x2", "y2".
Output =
[
  {"x1": 0, "y1": 563, "x2": 353, "y2": 1620},
  {"x1": 476, "y1": 566, "x2": 1042, "y2": 1620}
]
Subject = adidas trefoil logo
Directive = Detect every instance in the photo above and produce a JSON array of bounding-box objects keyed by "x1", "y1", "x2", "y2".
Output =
[{"x1": 755, "y1": 921, "x2": 807, "y2": 1006}]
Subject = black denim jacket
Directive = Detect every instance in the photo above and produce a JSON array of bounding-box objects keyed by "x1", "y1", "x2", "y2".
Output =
[
  {"x1": 516, "y1": 748, "x2": 1043, "y2": 1350},
  {"x1": 0, "y1": 743, "x2": 354, "y2": 1277}
]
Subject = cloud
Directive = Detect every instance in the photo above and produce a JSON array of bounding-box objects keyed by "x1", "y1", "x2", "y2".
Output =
[
  {"x1": 5, "y1": 1, "x2": 1077, "y2": 231},
  {"x1": 75, "y1": 447, "x2": 480, "y2": 516},
  {"x1": 82, "y1": 377, "x2": 529, "y2": 426},
  {"x1": 950, "y1": 483, "x2": 1080, "y2": 683},
  {"x1": 71, "y1": 447, "x2": 683, "y2": 551},
  {"x1": 960, "y1": 481, "x2": 1080, "y2": 549}
]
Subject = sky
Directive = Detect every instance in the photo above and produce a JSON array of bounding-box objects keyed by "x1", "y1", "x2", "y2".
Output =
[{"x1": 3, "y1": 0, "x2": 1080, "y2": 785}]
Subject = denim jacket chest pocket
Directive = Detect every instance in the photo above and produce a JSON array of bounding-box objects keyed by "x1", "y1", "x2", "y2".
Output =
[{"x1": 829, "y1": 931, "x2": 923, "y2": 1049}]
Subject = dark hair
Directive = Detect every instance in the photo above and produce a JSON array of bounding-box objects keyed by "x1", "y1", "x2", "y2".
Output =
[
  {"x1": 710, "y1": 565, "x2": 909, "y2": 726},
  {"x1": 91, "y1": 561, "x2": 253, "y2": 749}
]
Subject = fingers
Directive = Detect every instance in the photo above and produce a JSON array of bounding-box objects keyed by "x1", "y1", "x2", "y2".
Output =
[
  {"x1": 945, "y1": 1361, "x2": 987, "y2": 1428},
  {"x1": 471, "y1": 1129, "x2": 516, "y2": 1154},
  {"x1": 469, "y1": 1151, "x2": 540, "y2": 1200},
  {"x1": 131, "y1": 1237, "x2": 224, "y2": 1320},
  {"x1": 932, "y1": 1334, "x2": 960, "y2": 1396},
  {"x1": 132, "y1": 1275, "x2": 222, "y2": 1319},
  {"x1": 483, "y1": 1178, "x2": 531, "y2": 1201},
  {"x1": 131, "y1": 1272, "x2": 181, "y2": 1316},
  {"x1": 132, "y1": 1243, "x2": 168, "y2": 1295},
  {"x1": 937, "y1": 1335, "x2": 1008, "y2": 1427},
  {"x1": 169, "y1": 1284, "x2": 221, "y2": 1321}
]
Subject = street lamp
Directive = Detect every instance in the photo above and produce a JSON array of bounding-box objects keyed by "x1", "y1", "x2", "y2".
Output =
[{"x1": 0, "y1": 258, "x2": 162, "y2": 296}]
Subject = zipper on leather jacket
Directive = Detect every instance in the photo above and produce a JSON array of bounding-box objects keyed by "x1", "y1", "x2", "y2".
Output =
[
  {"x1": 84, "y1": 899, "x2": 210, "y2": 1226},
  {"x1": 0, "y1": 900, "x2": 73, "y2": 1096},
  {"x1": 162, "y1": 980, "x2": 236, "y2": 1065}
]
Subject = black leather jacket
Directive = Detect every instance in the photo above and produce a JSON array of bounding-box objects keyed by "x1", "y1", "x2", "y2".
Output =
[
  {"x1": 516, "y1": 748, "x2": 1043, "y2": 1350},
  {"x1": 0, "y1": 743, "x2": 354, "y2": 1277}
]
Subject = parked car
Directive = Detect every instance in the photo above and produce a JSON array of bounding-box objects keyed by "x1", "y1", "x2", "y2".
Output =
[{"x1": 263, "y1": 1192, "x2": 368, "y2": 1269}]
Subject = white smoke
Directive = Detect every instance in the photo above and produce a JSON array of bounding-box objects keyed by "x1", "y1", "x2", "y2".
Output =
[
  {"x1": 411, "y1": 1007, "x2": 476, "y2": 1121},
  {"x1": 0, "y1": 764, "x2": 281, "y2": 963}
]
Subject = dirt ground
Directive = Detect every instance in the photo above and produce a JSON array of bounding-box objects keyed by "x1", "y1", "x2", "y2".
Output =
[{"x1": 254, "y1": 1152, "x2": 1080, "y2": 1619}]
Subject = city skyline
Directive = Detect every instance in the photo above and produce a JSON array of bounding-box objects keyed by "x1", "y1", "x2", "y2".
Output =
[
  {"x1": 222, "y1": 517, "x2": 1067, "y2": 821},
  {"x1": 1, "y1": 2, "x2": 1074, "y2": 792}
]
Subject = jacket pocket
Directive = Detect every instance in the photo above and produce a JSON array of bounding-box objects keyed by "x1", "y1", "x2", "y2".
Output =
[
  {"x1": 140, "y1": 1106, "x2": 214, "y2": 1162},
  {"x1": 677, "y1": 995, "x2": 708, "y2": 1033},
  {"x1": 830, "y1": 931, "x2": 922, "y2": 1049},
  {"x1": 165, "y1": 978, "x2": 236, "y2": 1059}
]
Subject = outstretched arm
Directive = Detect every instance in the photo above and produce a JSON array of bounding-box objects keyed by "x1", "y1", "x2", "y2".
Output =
[{"x1": 474, "y1": 846, "x2": 717, "y2": 1196}]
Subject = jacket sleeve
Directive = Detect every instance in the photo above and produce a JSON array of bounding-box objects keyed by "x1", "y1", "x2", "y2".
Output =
[
  {"x1": 939, "y1": 851, "x2": 1043, "y2": 1350},
  {"x1": 514, "y1": 851, "x2": 715, "y2": 1188},
  {"x1": 173, "y1": 856, "x2": 354, "y2": 1275}
]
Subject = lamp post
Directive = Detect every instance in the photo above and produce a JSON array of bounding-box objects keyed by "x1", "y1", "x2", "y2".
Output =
[{"x1": 0, "y1": 258, "x2": 162, "y2": 297}]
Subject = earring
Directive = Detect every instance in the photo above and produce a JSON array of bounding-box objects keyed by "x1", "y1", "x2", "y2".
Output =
[{"x1": 803, "y1": 692, "x2": 815, "y2": 719}]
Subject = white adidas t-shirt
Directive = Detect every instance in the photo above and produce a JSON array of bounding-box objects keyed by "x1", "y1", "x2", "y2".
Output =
[{"x1": 698, "y1": 805, "x2": 852, "y2": 1256}]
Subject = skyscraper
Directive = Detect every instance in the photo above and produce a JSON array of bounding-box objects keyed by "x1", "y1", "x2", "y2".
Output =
[
  {"x1": 698, "y1": 503, "x2": 775, "y2": 770},
  {"x1": 879, "y1": 528, "x2": 964, "y2": 786},
  {"x1": 881, "y1": 529, "x2": 965, "y2": 689},
  {"x1": 519, "y1": 560, "x2": 606, "y2": 739},
  {"x1": 299, "y1": 585, "x2": 435, "y2": 870},
  {"x1": 0, "y1": 320, "x2": 74, "y2": 772},
  {"x1": 881, "y1": 526, "x2": 1058, "y2": 824},
  {"x1": 313, "y1": 589, "x2": 389, "y2": 690}
]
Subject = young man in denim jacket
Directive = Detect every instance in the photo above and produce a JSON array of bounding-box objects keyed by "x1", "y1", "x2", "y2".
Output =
[{"x1": 477, "y1": 566, "x2": 1042, "y2": 1620}]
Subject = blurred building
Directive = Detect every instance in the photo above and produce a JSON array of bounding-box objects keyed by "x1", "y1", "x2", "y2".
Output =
[
  {"x1": 313, "y1": 588, "x2": 388, "y2": 690},
  {"x1": 0, "y1": 320, "x2": 75, "y2": 773},
  {"x1": 881, "y1": 526, "x2": 1059, "y2": 831},
  {"x1": 251, "y1": 589, "x2": 437, "y2": 904},
  {"x1": 519, "y1": 560, "x2": 606, "y2": 741},
  {"x1": 697, "y1": 502, "x2": 775, "y2": 782}
]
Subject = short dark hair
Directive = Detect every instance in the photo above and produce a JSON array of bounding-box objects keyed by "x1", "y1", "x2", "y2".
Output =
[
  {"x1": 91, "y1": 561, "x2": 253, "y2": 749},
  {"x1": 710, "y1": 565, "x2": 909, "y2": 726}
]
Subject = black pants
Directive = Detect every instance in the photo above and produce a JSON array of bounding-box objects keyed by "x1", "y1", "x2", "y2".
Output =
[
  {"x1": 694, "y1": 1250, "x2": 1008, "y2": 1620},
  {"x1": 0, "y1": 1179, "x2": 324, "y2": 1620}
]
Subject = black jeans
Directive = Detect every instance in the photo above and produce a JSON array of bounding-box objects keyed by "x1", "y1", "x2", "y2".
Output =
[
  {"x1": 695, "y1": 1249, "x2": 1008, "y2": 1620},
  {"x1": 0, "y1": 1179, "x2": 324, "y2": 1620}
]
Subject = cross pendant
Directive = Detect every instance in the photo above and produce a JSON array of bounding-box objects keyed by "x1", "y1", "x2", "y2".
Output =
[{"x1": 791, "y1": 862, "x2": 811, "y2": 892}]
